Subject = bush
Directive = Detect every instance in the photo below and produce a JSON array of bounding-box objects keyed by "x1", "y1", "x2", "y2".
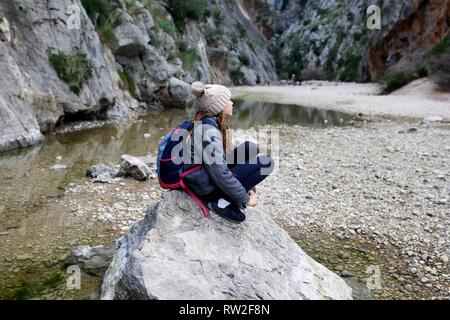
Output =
[
  {"x1": 238, "y1": 54, "x2": 250, "y2": 66},
  {"x1": 237, "y1": 23, "x2": 246, "y2": 38},
  {"x1": 204, "y1": 25, "x2": 221, "y2": 46},
  {"x1": 301, "y1": 67, "x2": 328, "y2": 81},
  {"x1": 179, "y1": 47, "x2": 200, "y2": 72},
  {"x1": 230, "y1": 69, "x2": 245, "y2": 85},
  {"x1": 417, "y1": 64, "x2": 430, "y2": 78},
  {"x1": 211, "y1": 6, "x2": 222, "y2": 22},
  {"x1": 118, "y1": 69, "x2": 137, "y2": 97},
  {"x1": 49, "y1": 51, "x2": 93, "y2": 95},
  {"x1": 158, "y1": 19, "x2": 177, "y2": 35},
  {"x1": 432, "y1": 53, "x2": 450, "y2": 91},
  {"x1": 81, "y1": 0, "x2": 121, "y2": 47},
  {"x1": 431, "y1": 37, "x2": 450, "y2": 56},
  {"x1": 340, "y1": 54, "x2": 361, "y2": 82},
  {"x1": 384, "y1": 72, "x2": 415, "y2": 93},
  {"x1": 168, "y1": 0, "x2": 206, "y2": 23}
]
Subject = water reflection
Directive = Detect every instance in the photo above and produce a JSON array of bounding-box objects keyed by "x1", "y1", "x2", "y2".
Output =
[{"x1": 230, "y1": 100, "x2": 353, "y2": 129}]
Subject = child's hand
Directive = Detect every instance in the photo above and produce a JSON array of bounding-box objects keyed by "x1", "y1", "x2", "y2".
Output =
[{"x1": 247, "y1": 190, "x2": 259, "y2": 207}]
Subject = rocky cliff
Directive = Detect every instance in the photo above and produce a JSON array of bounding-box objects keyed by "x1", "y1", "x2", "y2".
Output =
[
  {"x1": 101, "y1": 190, "x2": 353, "y2": 300},
  {"x1": 245, "y1": 0, "x2": 450, "y2": 81},
  {"x1": 0, "y1": 0, "x2": 278, "y2": 153},
  {"x1": 1, "y1": 0, "x2": 448, "y2": 153}
]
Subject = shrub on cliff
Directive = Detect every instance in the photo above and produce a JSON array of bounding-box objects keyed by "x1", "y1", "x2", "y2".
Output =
[
  {"x1": 81, "y1": 0, "x2": 121, "y2": 47},
  {"x1": 426, "y1": 36, "x2": 450, "y2": 92},
  {"x1": 179, "y1": 47, "x2": 200, "y2": 72},
  {"x1": 118, "y1": 69, "x2": 137, "y2": 98},
  {"x1": 431, "y1": 37, "x2": 450, "y2": 56},
  {"x1": 432, "y1": 53, "x2": 450, "y2": 92},
  {"x1": 158, "y1": 19, "x2": 177, "y2": 35},
  {"x1": 168, "y1": 0, "x2": 206, "y2": 29},
  {"x1": 49, "y1": 51, "x2": 93, "y2": 95},
  {"x1": 384, "y1": 72, "x2": 416, "y2": 93}
]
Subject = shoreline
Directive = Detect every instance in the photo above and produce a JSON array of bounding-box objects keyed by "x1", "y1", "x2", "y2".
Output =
[{"x1": 231, "y1": 80, "x2": 450, "y2": 121}]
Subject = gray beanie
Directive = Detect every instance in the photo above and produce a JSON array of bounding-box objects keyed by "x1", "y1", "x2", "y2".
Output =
[{"x1": 191, "y1": 81, "x2": 231, "y2": 115}]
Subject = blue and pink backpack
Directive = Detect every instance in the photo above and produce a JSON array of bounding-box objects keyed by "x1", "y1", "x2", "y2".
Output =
[{"x1": 156, "y1": 114, "x2": 217, "y2": 218}]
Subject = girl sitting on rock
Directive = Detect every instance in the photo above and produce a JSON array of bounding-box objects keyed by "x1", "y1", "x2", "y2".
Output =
[{"x1": 182, "y1": 81, "x2": 275, "y2": 222}]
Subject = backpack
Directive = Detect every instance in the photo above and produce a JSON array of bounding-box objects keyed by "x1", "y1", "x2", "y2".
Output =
[{"x1": 156, "y1": 116, "x2": 218, "y2": 218}]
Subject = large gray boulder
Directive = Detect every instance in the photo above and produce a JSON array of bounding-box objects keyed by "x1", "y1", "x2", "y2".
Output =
[
  {"x1": 112, "y1": 9, "x2": 149, "y2": 57},
  {"x1": 160, "y1": 77, "x2": 193, "y2": 108},
  {"x1": 101, "y1": 190, "x2": 353, "y2": 300}
]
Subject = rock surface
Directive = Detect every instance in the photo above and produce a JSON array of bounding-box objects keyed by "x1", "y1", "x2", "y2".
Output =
[
  {"x1": 86, "y1": 164, "x2": 118, "y2": 179},
  {"x1": 101, "y1": 190, "x2": 352, "y2": 300},
  {"x1": 0, "y1": 0, "x2": 139, "y2": 153},
  {"x1": 247, "y1": 0, "x2": 450, "y2": 81},
  {"x1": 117, "y1": 154, "x2": 155, "y2": 181},
  {"x1": 66, "y1": 245, "x2": 115, "y2": 277}
]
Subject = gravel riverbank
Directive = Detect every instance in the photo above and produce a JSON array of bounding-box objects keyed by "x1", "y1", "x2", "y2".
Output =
[
  {"x1": 58, "y1": 117, "x2": 450, "y2": 299},
  {"x1": 2, "y1": 85, "x2": 448, "y2": 299},
  {"x1": 231, "y1": 80, "x2": 450, "y2": 121},
  {"x1": 255, "y1": 119, "x2": 450, "y2": 299}
]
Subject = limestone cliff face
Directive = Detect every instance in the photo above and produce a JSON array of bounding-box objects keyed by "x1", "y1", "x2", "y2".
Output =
[
  {"x1": 158, "y1": 0, "x2": 278, "y2": 86},
  {"x1": 245, "y1": 0, "x2": 450, "y2": 81},
  {"x1": 0, "y1": 0, "x2": 139, "y2": 153},
  {"x1": 364, "y1": 0, "x2": 450, "y2": 80},
  {"x1": 1, "y1": 0, "x2": 448, "y2": 153},
  {"x1": 0, "y1": 0, "x2": 278, "y2": 153}
]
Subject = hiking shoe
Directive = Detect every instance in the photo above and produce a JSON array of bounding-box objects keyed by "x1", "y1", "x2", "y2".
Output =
[{"x1": 208, "y1": 201, "x2": 246, "y2": 223}]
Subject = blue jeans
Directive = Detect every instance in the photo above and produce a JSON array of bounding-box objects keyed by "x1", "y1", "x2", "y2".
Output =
[{"x1": 201, "y1": 141, "x2": 275, "y2": 204}]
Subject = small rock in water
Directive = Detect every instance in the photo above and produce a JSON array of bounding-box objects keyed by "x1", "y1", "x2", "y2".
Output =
[
  {"x1": 51, "y1": 164, "x2": 67, "y2": 171},
  {"x1": 144, "y1": 133, "x2": 151, "y2": 138},
  {"x1": 86, "y1": 164, "x2": 117, "y2": 178},
  {"x1": 93, "y1": 173, "x2": 115, "y2": 184}
]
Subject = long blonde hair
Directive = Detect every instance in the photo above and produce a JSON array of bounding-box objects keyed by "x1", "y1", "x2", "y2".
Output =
[{"x1": 194, "y1": 111, "x2": 230, "y2": 153}]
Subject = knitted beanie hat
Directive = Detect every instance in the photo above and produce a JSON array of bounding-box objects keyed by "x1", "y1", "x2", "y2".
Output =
[{"x1": 191, "y1": 81, "x2": 232, "y2": 115}]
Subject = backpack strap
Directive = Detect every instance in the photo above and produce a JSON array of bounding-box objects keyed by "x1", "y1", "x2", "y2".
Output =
[
  {"x1": 179, "y1": 165, "x2": 209, "y2": 218},
  {"x1": 201, "y1": 116, "x2": 219, "y2": 129}
]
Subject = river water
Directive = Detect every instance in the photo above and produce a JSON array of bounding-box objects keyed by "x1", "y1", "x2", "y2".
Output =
[{"x1": 0, "y1": 101, "x2": 359, "y2": 299}]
